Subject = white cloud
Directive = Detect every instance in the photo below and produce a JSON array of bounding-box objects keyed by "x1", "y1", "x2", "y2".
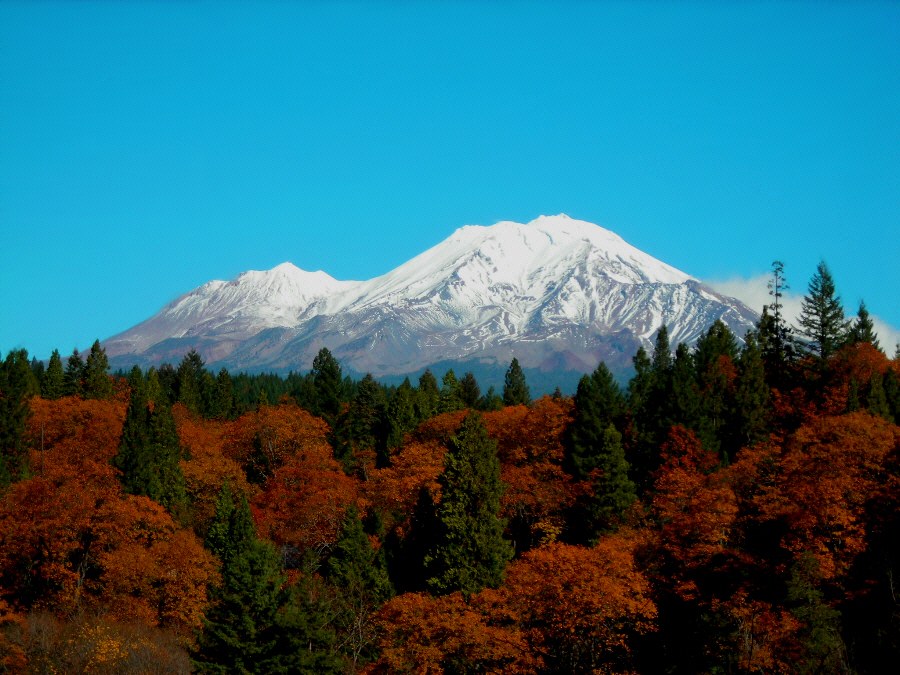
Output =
[{"x1": 708, "y1": 276, "x2": 900, "y2": 353}]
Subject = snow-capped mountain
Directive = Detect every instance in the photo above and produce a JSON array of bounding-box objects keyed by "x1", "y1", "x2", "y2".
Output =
[{"x1": 103, "y1": 215, "x2": 758, "y2": 382}]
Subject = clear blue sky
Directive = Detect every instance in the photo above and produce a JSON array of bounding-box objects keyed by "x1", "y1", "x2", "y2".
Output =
[{"x1": 2, "y1": 1, "x2": 898, "y2": 360}]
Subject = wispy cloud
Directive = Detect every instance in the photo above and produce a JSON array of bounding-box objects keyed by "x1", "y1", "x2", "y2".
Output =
[{"x1": 708, "y1": 275, "x2": 900, "y2": 353}]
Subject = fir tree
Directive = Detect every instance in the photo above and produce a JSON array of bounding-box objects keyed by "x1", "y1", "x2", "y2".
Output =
[
  {"x1": 83, "y1": 339, "x2": 113, "y2": 400},
  {"x1": 797, "y1": 260, "x2": 849, "y2": 362},
  {"x1": 732, "y1": 332, "x2": 770, "y2": 450},
  {"x1": 212, "y1": 367, "x2": 235, "y2": 419},
  {"x1": 564, "y1": 362, "x2": 625, "y2": 480},
  {"x1": 113, "y1": 372, "x2": 187, "y2": 515},
  {"x1": 415, "y1": 369, "x2": 440, "y2": 420},
  {"x1": 41, "y1": 349, "x2": 64, "y2": 400},
  {"x1": 325, "y1": 505, "x2": 393, "y2": 668},
  {"x1": 502, "y1": 357, "x2": 531, "y2": 406},
  {"x1": 848, "y1": 300, "x2": 881, "y2": 351},
  {"x1": 0, "y1": 350, "x2": 34, "y2": 488},
  {"x1": 439, "y1": 369, "x2": 464, "y2": 412},
  {"x1": 424, "y1": 412, "x2": 513, "y2": 596},
  {"x1": 63, "y1": 348, "x2": 84, "y2": 397},
  {"x1": 311, "y1": 347, "x2": 343, "y2": 421},
  {"x1": 195, "y1": 490, "x2": 341, "y2": 673},
  {"x1": 177, "y1": 349, "x2": 206, "y2": 414},
  {"x1": 382, "y1": 378, "x2": 417, "y2": 463},
  {"x1": 458, "y1": 371, "x2": 481, "y2": 409}
]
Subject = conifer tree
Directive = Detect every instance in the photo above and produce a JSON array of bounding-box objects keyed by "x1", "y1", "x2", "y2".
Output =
[
  {"x1": 797, "y1": 260, "x2": 849, "y2": 362},
  {"x1": 195, "y1": 488, "x2": 341, "y2": 673},
  {"x1": 439, "y1": 369, "x2": 464, "y2": 412},
  {"x1": 41, "y1": 349, "x2": 65, "y2": 400},
  {"x1": 731, "y1": 332, "x2": 770, "y2": 450},
  {"x1": 502, "y1": 357, "x2": 531, "y2": 406},
  {"x1": 848, "y1": 300, "x2": 881, "y2": 351},
  {"x1": 312, "y1": 347, "x2": 343, "y2": 421},
  {"x1": 63, "y1": 348, "x2": 84, "y2": 397},
  {"x1": 564, "y1": 362, "x2": 625, "y2": 480},
  {"x1": 0, "y1": 350, "x2": 33, "y2": 488},
  {"x1": 424, "y1": 412, "x2": 513, "y2": 596},
  {"x1": 758, "y1": 261, "x2": 798, "y2": 387},
  {"x1": 670, "y1": 343, "x2": 700, "y2": 430},
  {"x1": 113, "y1": 371, "x2": 187, "y2": 515},
  {"x1": 83, "y1": 339, "x2": 113, "y2": 400},
  {"x1": 415, "y1": 369, "x2": 440, "y2": 420},
  {"x1": 177, "y1": 349, "x2": 206, "y2": 414},
  {"x1": 325, "y1": 505, "x2": 393, "y2": 668},
  {"x1": 383, "y1": 378, "x2": 417, "y2": 463},
  {"x1": 458, "y1": 371, "x2": 481, "y2": 409}
]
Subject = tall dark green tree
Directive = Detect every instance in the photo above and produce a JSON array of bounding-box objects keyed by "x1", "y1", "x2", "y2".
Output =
[
  {"x1": 502, "y1": 357, "x2": 531, "y2": 406},
  {"x1": 439, "y1": 369, "x2": 464, "y2": 413},
  {"x1": 83, "y1": 339, "x2": 113, "y2": 400},
  {"x1": 113, "y1": 370, "x2": 187, "y2": 515},
  {"x1": 758, "y1": 261, "x2": 798, "y2": 388},
  {"x1": 41, "y1": 349, "x2": 65, "y2": 400},
  {"x1": 63, "y1": 348, "x2": 84, "y2": 397},
  {"x1": 458, "y1": 371, "x2": 481, "y2": 409},
  {"x1": 382, "y1": 378, "x2": 417, "y2": 464},
  {"x1": 424, "y1": 412, "x2": 513, "y2": 596},
  {"x1": 847, "y1": 300, "x2": 881, "y2": 351},
  {"x1": 731, "y1": 332, "x2": 770, "y2": 451},
  {"x1": 311, "y1": 348, "x2": 343, "y2": 421},
  {"x1": 797, "y1": 260, "x2": 849, "y2": 362},
  {"x1": 177, "y1": 349, "x2": 206, "y2": 414},
  {"x1": 195, "y1": 487, "x2": 341, "y2": 673},
  {"x1": 564, "y1": 362, "x2": 625, "y2": 480},
  {"x1": 0, "y1": 350, "x2": 34, "y2": 488},
  {"x1": 415, "y1": 369, "x2": 440, "y2": 421},
  {"x1": 325, "y1": 505, "x2": 393, "y2": 668}
]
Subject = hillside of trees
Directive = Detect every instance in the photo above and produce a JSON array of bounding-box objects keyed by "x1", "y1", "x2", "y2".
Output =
[{"x1": 1, "y1": 261, "x2": 899, "y2": 673}]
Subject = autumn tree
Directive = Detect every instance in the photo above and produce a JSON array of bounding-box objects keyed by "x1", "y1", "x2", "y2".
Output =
[
  {"x1": 502, "y1": 357, "x2": 531, "y2": 406},
  {"x1": 424, "y1": 412, "x2": 513, "y2": 596}
]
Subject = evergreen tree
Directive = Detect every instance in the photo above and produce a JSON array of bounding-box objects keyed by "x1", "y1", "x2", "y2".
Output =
[
  {"x1": 564, "y1": 362, "x2": 625, "y2": 480},
  {"x1": 758, "y1": 261, "x2": 798, "y2": 388},
  {"x1": 41, "y1": 349, "x2": 64, "y2": 400},
  {"x1": 477, "y1": 385, "x2": 504, "y2": 411},
  {"x1": 695, "y1": 322, "x2": 739, "y2": 459},
  {"x1": 502, "y1": 357, "x2": 531, "y2": 406},
  {"x1": 382, "y1": 378, "x2": 417, "y2": 463},
  {"x1": 0, "y1": 350, "x2": 34, "y2": 488},
  {"x1": 458, "y1": 371, "x2": 481, "y2": 409},
  {"x1": 848, "y1": 300, "x2": 881, "y2": 351},
  {"x1": 797, "y1": 260, "x2": 849, "y2": 362},
  {"x1": 63, "y1": 348, "x2": 84, "y2": 397},
  {"x1": 579, "y1": 424, "x2": 635, "y2": 542},
  {"x1": 195, "y1": 490, "x2": 341, "y2": 673},
  {"x1": 212, "y1": 367, "x2": 235, "y2": 419},
  {"x1": 415, "y1": 369, "x2": 440, "y2": 420},
  {"x1": 670, "y1": 343, "x2": 700, "y2": 430},
  {"x1": 439, "y1": 369, "x2": 464, "y2": 413},
  {"x1": 325, "y1": 505, "x2": 393, "y2": 668},
  {"x1": 113, "y1": 372, "x2": 187, "y2": 515},
  {"x1": 424, "y1": 413, "x2": 513, "y2": 596},
  {"x1": 83, "y1": 339, "x2": 113, "y2": 400},
  {"x1": 311, "y1": 348, "x2": 343, "y2": 421},
  {"x1": 177, "y1": 349, "x2": 206, "y2": 414},
  {"x1": 731, "y1": 332, "x2": 770, "y2": 450}
]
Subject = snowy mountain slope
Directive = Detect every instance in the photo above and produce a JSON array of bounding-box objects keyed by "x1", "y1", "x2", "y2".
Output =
[{"x1": 103, "y1": 215, "x2": 759, "y2": 379}]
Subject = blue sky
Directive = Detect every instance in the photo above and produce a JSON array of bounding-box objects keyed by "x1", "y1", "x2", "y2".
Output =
[{"x1": 2, "y1": 1, "x2": 898, "y2": 360}]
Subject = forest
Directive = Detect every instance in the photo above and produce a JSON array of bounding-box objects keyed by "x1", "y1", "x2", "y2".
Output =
[{"x1": 1, "y1": 260, "x2": 899, "y2": 674}]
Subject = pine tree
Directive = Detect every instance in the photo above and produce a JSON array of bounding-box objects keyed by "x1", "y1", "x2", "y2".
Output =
[
  {"x1": 502, "y1": 357, "x2": 531, "y2": 406},
  {"x1": 424, "y1": 412, "x2": 513, "y2": 596},
  {"x1": 382, "y1": 378, "x2": 417, "y2": 463},
  {"x1": 41, "y1": 349, "x2": 65, "y2": 400},
  {"x1": 439, "y1": 369, "x2": 464, "y2": 412},
  {"x1": 564, "y1": 362, "x2": 625, "y2": 480},
  {"x1": 113, "y1": 371, "x2": 187, "y2": 515},
  {"x1": 758, "y1": 261, "x2": 798, "y2": 387},
  {"x1": 848, "y1": 300, "x2": 881, "y2": 351},
  {"x1": 312, "y1": 348, "x2": 343, "y2": 422},
  {"x1": 0, "y1": 350, "x2": 34, "y2": 488},
  {"x1": 63, "y1": 348, "x2": 84, "y2": 397},
  {"x1": 83, "y1": 339, "x2": 113, "y2": 400},
  {"x1": 177, "y1": 349, "x2": 206, "y2": 414},
  {"x1": 195, "y1": 490, "x2": 342, "y2": 673},
  {"x1": 415, "y1": 369, "x2": 440, "y2": 420},
  {"x1": 731, "y1": 332, "x2": 770, "y2": 450},
  {"x1": 458, "y1": 372, "x2": 481, "y2": 409},
  {"x1": 797, "y1": 260, "x2": 849, "y2": 362},
  {"x1": 325, "y1": 505, "x2": 393, "y2": 668}
]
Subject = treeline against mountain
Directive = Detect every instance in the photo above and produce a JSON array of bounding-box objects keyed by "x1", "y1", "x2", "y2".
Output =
[{"x1": 0, "y1": 260, "x2": 898, "y2": 673}]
